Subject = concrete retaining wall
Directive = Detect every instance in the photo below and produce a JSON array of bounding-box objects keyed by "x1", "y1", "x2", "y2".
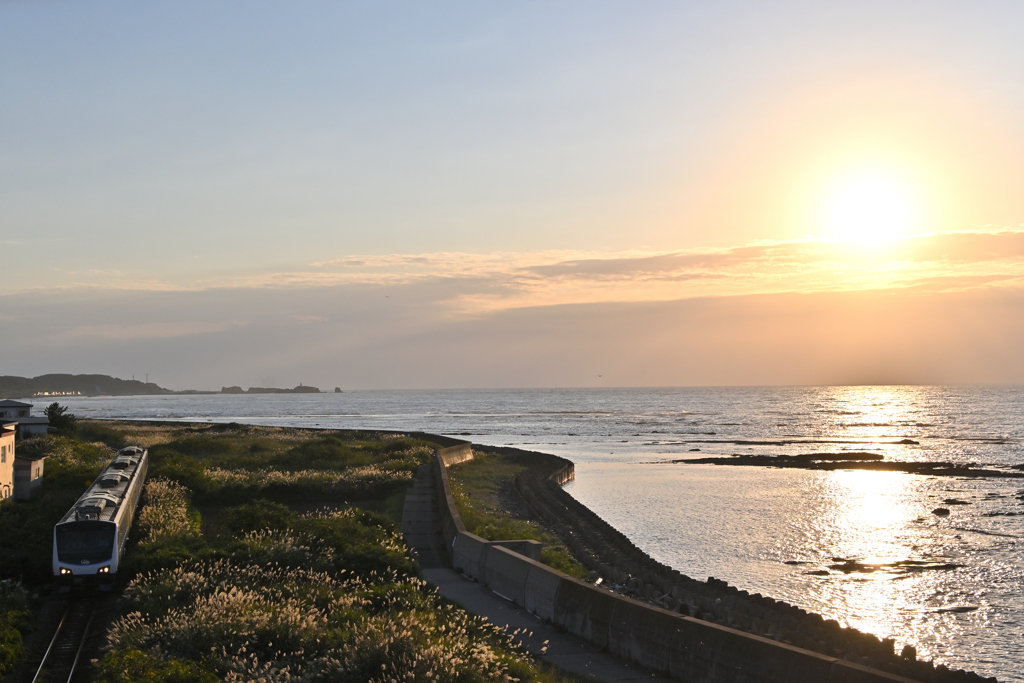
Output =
[
  {"x1": 430, "y1": 440, "x2": 926, "y2": 683},
  {"x1": 437, "y1": 442, "x2": 473, "y2": 468},
  {"x1": 431, "y1": 442, "x2": 542, "y2": 574}
]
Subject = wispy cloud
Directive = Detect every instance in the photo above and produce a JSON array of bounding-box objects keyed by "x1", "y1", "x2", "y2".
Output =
[
  {"x1": 8, "y1": 236, "x2": 1024, "y2": 388},
  {"x1": 55, "y1": 320, "x2": 248, "y2": 341},
  {"x1": 11, "y1": 230, "x2": 1024, "y2": 317}
]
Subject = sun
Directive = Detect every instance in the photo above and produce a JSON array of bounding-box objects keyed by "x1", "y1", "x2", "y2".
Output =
[{"x1": 830, "y1": 176, "x2": 910, "y2": 244}]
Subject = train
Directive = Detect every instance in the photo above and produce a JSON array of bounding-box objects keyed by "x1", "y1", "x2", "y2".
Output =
[{"x1": 52, "y1": 446, "x2": 149, "y2": 593}]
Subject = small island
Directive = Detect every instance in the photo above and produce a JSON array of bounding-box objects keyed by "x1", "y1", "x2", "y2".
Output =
[{"x1": 0, "y1": 374, "x2": 334, "y2": 398}]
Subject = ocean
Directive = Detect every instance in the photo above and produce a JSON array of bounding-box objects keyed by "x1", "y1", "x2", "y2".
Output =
[{"x1": 25, "y1": 386, "x2": 1024, "y2": 681}]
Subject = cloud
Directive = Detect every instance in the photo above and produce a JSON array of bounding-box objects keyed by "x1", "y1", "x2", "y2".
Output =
[
  {"x1": 11, "y1": 286, "x2": 1024, "y2": 389},
  {"x1": 6, "y1": 247, "x2": 1024, "y2": 389},
  {"x1": 55, "y1": 320, "x2": 247, "y2": 341},
  {"x1": 10, "y1": 230, "x2": 1024, "y2": 315},
  {"x1": 264, "y1": 230, "x2": 1024, "y2": 315},
  {"x1": 6, "y1": 229, "x2": 1024, "y2": 389}
]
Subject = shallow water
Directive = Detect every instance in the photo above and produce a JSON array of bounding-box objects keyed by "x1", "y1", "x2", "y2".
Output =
[{"x1": 28, "y1": 385, "x2": 1024, "y2": 680}]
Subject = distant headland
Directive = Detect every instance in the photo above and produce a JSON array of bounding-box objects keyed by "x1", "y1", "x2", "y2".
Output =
[
  {"x1": 0, "y1": 374, "x2": 338, "y2": 397},
  {"x1": 219, "y1": 384, "x2": 326, "y2": 394}
]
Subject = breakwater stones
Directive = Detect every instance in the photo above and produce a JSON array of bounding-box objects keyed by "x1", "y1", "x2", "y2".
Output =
[{"x1": 494, "y1": 445, "x2": 999, "y2": 683}]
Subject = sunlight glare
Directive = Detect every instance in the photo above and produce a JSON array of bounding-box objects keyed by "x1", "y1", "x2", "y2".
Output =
[{"x1": 830, "y1": 176, "x2": 910, "y2": 244}]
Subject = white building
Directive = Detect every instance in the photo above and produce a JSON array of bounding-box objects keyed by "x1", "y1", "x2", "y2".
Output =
[
  {"x1": 14, "y1": 451, "x2": 46, "y2": 501},
  {"x1": 0, "y1": 400, "x2": 50, "y2": 439},
  {"x1": 0, "y1": 400, "x2": 31, "y2": 419},
  {"x1": 0, "y1": 423, "x2": 14, "y2": 501}
]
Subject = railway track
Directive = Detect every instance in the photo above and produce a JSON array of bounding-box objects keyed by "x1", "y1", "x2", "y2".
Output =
[{"x1": 30, "y1": 599, "x2": 96, "y2": 683}]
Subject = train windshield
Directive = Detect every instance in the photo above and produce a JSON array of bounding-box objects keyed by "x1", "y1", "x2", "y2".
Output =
[{"x1": 55, "y1": 522, "x2": 116, "y2": 563}]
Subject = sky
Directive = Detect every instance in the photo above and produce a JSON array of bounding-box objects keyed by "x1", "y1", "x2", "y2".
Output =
[{"x1": 3, "y1": 0, "x2": 1024, "y2": 389}]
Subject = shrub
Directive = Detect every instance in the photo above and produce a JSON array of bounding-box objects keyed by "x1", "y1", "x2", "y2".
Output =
[
  {"x1": 106, "y1": 556, "x2": 529, "y2": 682},
  {"x1": 0, "y1": 618, "x2": 25, "y2": 679},
  {"x1": 137, "y1": 480, "x2": 200, "y2": 543},
  {"x1": 78, "y1": 422, "x2": 127, "y2": 449},
  {"x1": 44, "y1": 403, "x2": 77, "y2": 436},
  {"x1": 126, "y1": 480, "x2": 213, "y2": 578},
  {"x1": 147, "y1": 451, "x2": 213, "y2": 494},
  {"x1": 0, "y1": 581, "x2": 31, "y2": 677},
  {"x1": 93, "y1": 648, "x2": 219, "y2": 683},
  {"x1": 222, "y1": 500, "x2": 294, "y2": 535}
]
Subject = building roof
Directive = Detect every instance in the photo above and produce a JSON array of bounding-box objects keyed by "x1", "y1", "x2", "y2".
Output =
[
  {"x1": 1, "y1": 423, "x2": 16, "y2": 434},
  {"x1": 15, "y1": 453, "x2": 47, "y2": 461},
  {"x1": 13, "y1": 416, "x2": 48, "y2": 425},
  {"x1": 0, "y1": 400, "x2": 32, "y2": 408}
]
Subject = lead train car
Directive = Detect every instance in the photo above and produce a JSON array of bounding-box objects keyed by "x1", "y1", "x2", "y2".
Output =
[{"x1": 52, "y1": 446, "x2": 149, "y2": 592}]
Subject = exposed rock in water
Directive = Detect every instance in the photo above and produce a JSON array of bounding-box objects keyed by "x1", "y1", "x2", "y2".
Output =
[
  {"x1": 795, "y1": 452, "x2": 884, "y2": 460},
  {"x1": 932, "y1": 507, "x2": 951, "y2": 516},
  {"x1": 943, "y1": 498, "x2": 970, "y2": 505},
  {"x1": 827, "y1": 559, "x2": 963, "y2": 574},
  {"x1": 669, "y1": 454, "x2": 1024, "y2": 478}
]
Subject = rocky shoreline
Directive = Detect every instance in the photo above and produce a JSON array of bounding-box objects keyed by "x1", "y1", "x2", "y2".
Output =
[
  {"x1": 484, "y1": 444, "x2": 1000, "y2": 683},
  {"x1": 666, "y1": 452, "x2": 1024, "y2": 478}
]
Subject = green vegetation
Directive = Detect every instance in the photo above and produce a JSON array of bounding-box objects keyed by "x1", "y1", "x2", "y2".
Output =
[
  {"x1": 101, "y1": 478, "x2": 537, "y2": 682},
  {"x1": 0, "y1": 373, "x2": 169, "y2": 397},
  {"x1": 43, "y1": 402, "x2": 78, "y2": 435},
  {"x1": 0, "y1": 420, "x2": 583, "y2": 682},
  {"x1": 72, "y1": 421, "x2": 435, "y2": 509},
  {"x1": 0, "y1": 581, "x2": 30, "y2": 677},
  {"x1": 448, "y1": 450, "x2": 588, "y2": 580}
]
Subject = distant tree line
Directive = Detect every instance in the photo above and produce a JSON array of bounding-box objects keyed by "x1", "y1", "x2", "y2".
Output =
[{"x1": 0, "y1": 374, "x2": 170, "y2": 397}]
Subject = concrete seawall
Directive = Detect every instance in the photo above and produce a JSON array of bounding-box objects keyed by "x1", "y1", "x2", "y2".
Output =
[{"x1": 421, "y1": 437, "x2": 994, "y2": 683}]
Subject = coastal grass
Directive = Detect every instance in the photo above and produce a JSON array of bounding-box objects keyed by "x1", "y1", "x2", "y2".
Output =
[
  {"x1": 105, "y1": 483, "x2": 582, "y2": 680},
  {"x1": 0, "y1": 421, "x2": 589, "y2": 681},
  {"x1": 108, "y1": 487, "x2": 587, "y2": 682},
  {"x1": 78, "y1": 420, "x2": 435, "y2": 511},
  {"x1": 447, "y1": 451, "x2": 588, "y2": 580}
]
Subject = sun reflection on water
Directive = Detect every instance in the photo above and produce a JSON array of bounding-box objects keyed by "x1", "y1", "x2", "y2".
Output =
[
  {"x1": 559, "y1": 385, "x2": 1023, "y2": 681},
  {"x1": 820, "y1": 470, "x2": 921, "y2": 639},
  {"x1": 810, "y1": 385, "x2": 946, "y2": 462},
  {"x1": 830, "y1": 469, "x2": 916, "y2": 562}
]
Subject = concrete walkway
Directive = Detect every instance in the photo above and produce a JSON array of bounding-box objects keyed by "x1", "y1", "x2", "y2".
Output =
[{"x1": 401, "y1": 464, "x2": 669, "y2": 682}]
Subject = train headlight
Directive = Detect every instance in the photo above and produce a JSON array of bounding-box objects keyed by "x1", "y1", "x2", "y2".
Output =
[
  {"x1": 98, "y1": 566, "x2": 110, "y2": 574},
  {"x1": 59, "y1": 568, "x2": 72, "y2": 575}
]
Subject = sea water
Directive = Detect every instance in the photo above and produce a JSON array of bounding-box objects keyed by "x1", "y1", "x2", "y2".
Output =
[{"x1": 30, "y1": 386, "x2": 1024, "y2": 681}]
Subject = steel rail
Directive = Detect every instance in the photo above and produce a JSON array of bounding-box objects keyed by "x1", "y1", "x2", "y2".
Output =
[
  {"x1": 30, "y1": 600, "x2": 95, "y2": 683},
  {"x1": 63, "y1": 606, "x2": 95, "y2": 683}
]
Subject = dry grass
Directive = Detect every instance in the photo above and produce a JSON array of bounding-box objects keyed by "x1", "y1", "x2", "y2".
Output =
[{"x1": 448, "y1": 452, "x2": 588, "y2": 580}]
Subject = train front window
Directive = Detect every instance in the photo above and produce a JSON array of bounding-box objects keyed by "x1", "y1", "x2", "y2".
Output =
[{"x1": 56, "y1": 522, "x2": 116, "y2": 563}]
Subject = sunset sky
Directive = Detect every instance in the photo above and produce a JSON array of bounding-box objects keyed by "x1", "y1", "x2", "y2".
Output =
[{"x1": 3, "y1": 1, "x2": 1024, "y2": 389}]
